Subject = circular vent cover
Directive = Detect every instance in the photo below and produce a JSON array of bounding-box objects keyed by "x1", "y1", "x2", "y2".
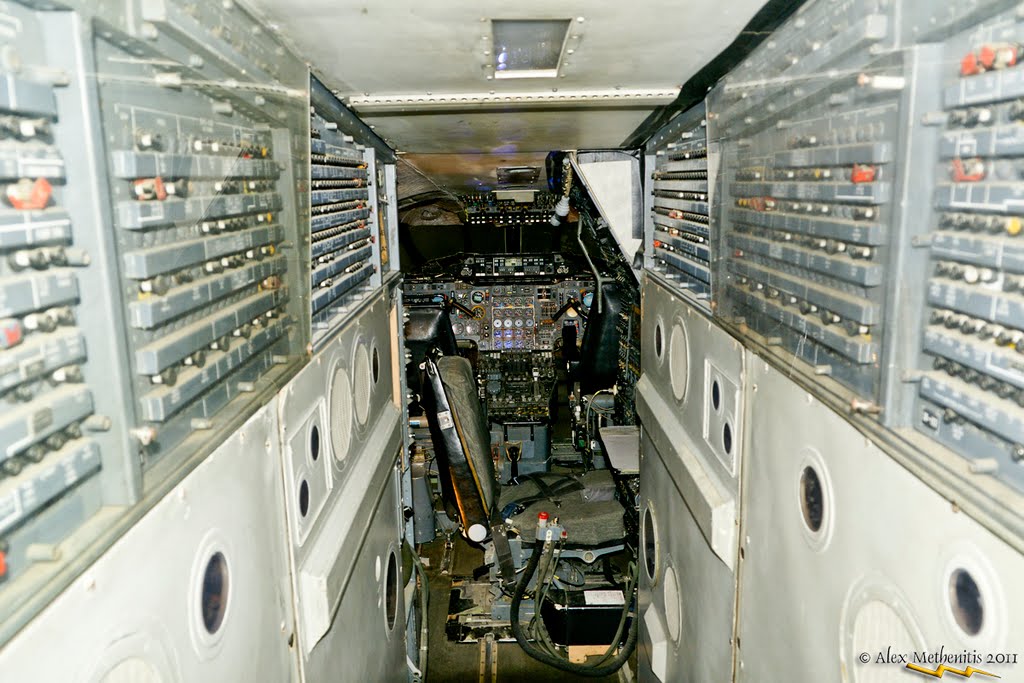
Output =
[
  {"x1": 848, "y1": 598, "x2": 923, "y2": 683},
  {"x1": 330, "y1": 365, "x2": 353, "y2": 462},
  {"x1": 100, "y1": 658, "x2": 163, "y2": 683},
  {"x1": 668, "y1": 321, "x2": 689, "y2": 401},
  {"x1": 643, "y1": 505, "x2": 658, "y2": 582},
  {"x1": 353, "y1": 343, "x2": 372, "y2": 426},
  {"x1": 663, "y1": 564, "x2": 681, "y2": 643}
]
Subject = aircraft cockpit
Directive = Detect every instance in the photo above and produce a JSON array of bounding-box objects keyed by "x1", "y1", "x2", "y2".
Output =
[
  {"x1": 399, "y1": 169, "x2": 643, "y2": 676},
  {"x1": 5, "y1": 1, "x2": 1024, "y2": 682}
]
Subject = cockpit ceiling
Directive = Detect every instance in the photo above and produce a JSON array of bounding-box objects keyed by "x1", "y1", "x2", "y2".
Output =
[
  {"x1": 246, "y1": 0, "x2": 770, "y2": 193},
  {"x1": 397, "y1": 152, "x2": 552, "y2": 200}
]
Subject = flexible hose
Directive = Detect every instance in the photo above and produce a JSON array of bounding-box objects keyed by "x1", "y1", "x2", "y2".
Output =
[{"x1": 510, "y1": 540, "x2": 638, "y2": 677}]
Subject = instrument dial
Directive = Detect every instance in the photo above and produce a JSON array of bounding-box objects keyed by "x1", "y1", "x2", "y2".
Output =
[
  {"x1": 465, "y1": 322, "x2": 478, "y2": 335},
  {"x1": 452, "y1": 322, "x2": 465, "y2": 335},
  {"x1": 504, "y1": 318, "x2": 513, "y2": 328},
  {"x1": 471, "y1": 291, "x2": 484, "y2": 304},
  {"x1": 582, "y1": 291, "x2": 594, "y2": 308}
]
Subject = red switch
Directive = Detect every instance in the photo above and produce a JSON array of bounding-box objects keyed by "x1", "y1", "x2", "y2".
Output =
[
  {"x1": 5, "y1": 178, "x2": 52, "y2": 210},
  {"x1": 851, "y1": 164, "x2": 877, "y2": 184},
  {"x1": 979, "y1": 44, "x2": 997, "y2": 70},
  {"x1": 979, "y1": 43, "x2": 1018, "y2": 70},
  {"x1": 961, "y1": 52, "x2": 980, "y2": 76},
  {"x1": 951, "y1": 157, "x2": 986, "y2": 183},
  {"x1": 132, "y1": 177, "x2": 168, "y2": 201},
  {"x1": 0, "y1": 319, "x2": 23, "y2": 350}
]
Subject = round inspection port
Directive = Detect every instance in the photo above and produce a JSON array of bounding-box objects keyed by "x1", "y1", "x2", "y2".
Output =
[
  {"x1": 949, "y1": 568, "x2": 984, "y2": 637},
  {"x1": 200, "y1": 552, "x2": 229, "y2": 635}
]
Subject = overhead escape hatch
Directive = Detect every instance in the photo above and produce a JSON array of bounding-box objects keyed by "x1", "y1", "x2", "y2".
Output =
[{"x1": 491, "y1": 19, "x2": 572, "y2": 79}]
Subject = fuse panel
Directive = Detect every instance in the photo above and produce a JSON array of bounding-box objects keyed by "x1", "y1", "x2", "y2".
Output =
[{"x1": 0, "y1": 0, "x2": 314, "y2": 648}]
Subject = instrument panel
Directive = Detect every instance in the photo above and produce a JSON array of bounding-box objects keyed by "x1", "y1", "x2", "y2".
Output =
[{"x1": 404, "y1": 277, "x2": 594, "y2": 351}]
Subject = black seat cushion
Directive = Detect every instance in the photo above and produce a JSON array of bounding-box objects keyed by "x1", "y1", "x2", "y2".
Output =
[
  {"x1": 425, "y1": 356, "x2": 498, "y2": 530},
  {"x1": 502, "y1": 470, "x2": 625, "y2": 546}
]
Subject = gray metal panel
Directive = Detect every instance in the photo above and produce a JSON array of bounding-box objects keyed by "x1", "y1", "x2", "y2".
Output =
[
  {"x1": 638, "y1": 431, "x2": 737, "y2": 683},
  {"x1": 636, "y1": 272, "x2": 745, "y2": 682},
  {"x1": 0, "y1": 399, "x2": 299, "y2": 682},
  {"x1": 736, "y1": 353, "x2": 1024, "y2": 682},
  {"x1": 276, "y1": 282, "x2": 407, "y2": 681}
]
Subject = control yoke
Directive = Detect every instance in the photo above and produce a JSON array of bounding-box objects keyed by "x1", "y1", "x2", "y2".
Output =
[
  {"x1": 442, "y1": 294, "x2": 481, "y2": 319},
  {"x1": 550, "y1": 297, "x2": 588, "y2": 323}
]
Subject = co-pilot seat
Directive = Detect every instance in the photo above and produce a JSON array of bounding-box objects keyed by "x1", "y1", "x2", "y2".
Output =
[
  {"x1": 420, "y1": 354, "x2": 625, "y2": 550},
  {"x1": 566, "y1": 282, "x2": 623, "y2": 395}
]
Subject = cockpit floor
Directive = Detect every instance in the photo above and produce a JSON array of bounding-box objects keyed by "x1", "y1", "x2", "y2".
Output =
[{"x1": 419, "y1": 534, "x2": 633, "y2": 683}]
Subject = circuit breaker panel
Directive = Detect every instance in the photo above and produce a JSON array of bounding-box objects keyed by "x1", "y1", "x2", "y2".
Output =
[
  {"x1": 913, "y1": 7, "x2": 1024, "y2": 494},
  {"x1": 0, "y1": 0, "x2": 313, "y2": 648},
  {"x1": 92, "y1": 11, "x2": 311, "y2": 468},
  {"x1": 646, "y1": 103, "x2": 713, "y2": 308},
  {"x1": 641, "y1": 0, "x2": 1024, "y2": 581},
  {"x1": 308, "y1": 76, "x2": 397, "y2": 347},
  {"x1": 707, "y1": 0, "x2": 910, "y2": 401},
  {"x1": 0, "y1": 3, "x2": 135, "y2": 638}
]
